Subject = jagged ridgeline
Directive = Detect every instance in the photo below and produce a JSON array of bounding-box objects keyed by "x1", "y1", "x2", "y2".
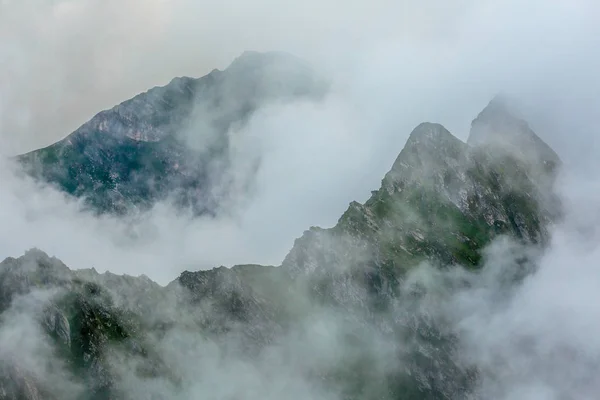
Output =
[
  {"x1": 16, "y1": 51, "x2": 327, "y2": 215},
  {"x1": 1, "y1": 54, "x2": 561, "y2": 399}
]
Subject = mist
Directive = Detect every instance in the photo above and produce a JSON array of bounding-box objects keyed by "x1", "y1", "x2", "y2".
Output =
[
  {"x1": 2, "y1": 0, "x2": 599, "y2": 157},
  {"x1": 406, "y1": 168, "x2": 600, "y2": 399},
  {"x1": 1, "y1": 0, "x2": 600, "y2": 398},
  {"x1": 1, "y1": 0, "x2": 599, "y2": 281}
]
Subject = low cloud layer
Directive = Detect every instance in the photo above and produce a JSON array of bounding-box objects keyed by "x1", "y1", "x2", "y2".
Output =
[{"x1": 419, "y1": 169, "x2": 600, "y2": 398}]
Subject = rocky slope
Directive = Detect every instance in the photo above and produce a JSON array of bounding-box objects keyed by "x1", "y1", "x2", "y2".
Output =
[
  {"x1": 0, "y1": 97, "x2": 561, "y2": 399},
  {"x1": 15, "y1": 51, "x2": 326, "y2": 215}
]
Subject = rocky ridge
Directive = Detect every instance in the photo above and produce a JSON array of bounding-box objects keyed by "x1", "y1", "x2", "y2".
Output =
[
  {"x1": 16, "y1": 51, "x2": 326, "y2": 215},
  {"x1": 0, "y1": 96, "x2": 561, "y2": 399}
]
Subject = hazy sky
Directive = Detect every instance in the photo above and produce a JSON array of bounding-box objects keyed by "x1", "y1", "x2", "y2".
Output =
[
  {"x1": 2, "y1": 4, "x2": 600, "y2": 397},
  {"x1": 1, "y1": 0, "x2": 598, "y2": 157},
  {"x1": 0, "y1": 0, "x2": 599, "y2": 282},
  {"x1": 0, "y1": 0, "x2": 470, "y2": 154}
]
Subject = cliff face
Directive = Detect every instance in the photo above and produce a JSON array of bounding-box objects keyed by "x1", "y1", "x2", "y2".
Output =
[{"x1": 16, "y1": 52, "x2": 326, "y2": 215}]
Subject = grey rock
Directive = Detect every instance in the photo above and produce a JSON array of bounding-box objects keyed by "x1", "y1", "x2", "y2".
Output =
[{"x1": 43, "y1": 305, "x2": 71, "y2": 347}]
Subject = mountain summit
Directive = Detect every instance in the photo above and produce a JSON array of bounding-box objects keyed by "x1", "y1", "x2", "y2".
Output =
[
  {"x1": 468, "y1": 95, "x2": 561, "y2": 174},
  {"x1": 16, "y1": 51, "x2": 326, "y2": 215}
]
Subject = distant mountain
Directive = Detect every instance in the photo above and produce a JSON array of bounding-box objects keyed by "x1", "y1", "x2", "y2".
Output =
[
  {"x1": 0, "y1": 97, "x2": 562, "y2": 399},
  {"x1": 16, "y1": 51, "x2": 327, "y2": 215}
]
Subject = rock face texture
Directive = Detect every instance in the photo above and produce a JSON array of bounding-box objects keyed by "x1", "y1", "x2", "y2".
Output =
[
  {"x1": 1, "y1": 59, "x2": 562, "y2": 399},
  {"x1": 16, "y1": 51, "x2": 326, "y2": 215}
]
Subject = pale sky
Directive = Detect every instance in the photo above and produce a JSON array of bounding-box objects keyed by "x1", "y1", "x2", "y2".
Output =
[{"x1": 2, "y1": 0, "x2": 597, "y2": 157}]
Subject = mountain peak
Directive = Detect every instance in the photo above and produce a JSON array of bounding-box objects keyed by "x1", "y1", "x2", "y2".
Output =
[
  {"x1": 482, "y1": 93, "x2": 511, "y2": 112},
  {"x1": 16, "y1": 50, "x2": 326, "y2": 215},
  {"x1": 380, "y1": 122, "x2": 468, "y2": 193},
  {"x1": 223, "y1": 50, "x2": 327, "y2": 101},
  {"x1": 468, "y1": 95, "x2": 561, "y2": 172},
  {"x1": 405, "y1": 122, "x2": 457, "y2": 146},
  {"x1": 225, "y1": 50, "x2": 317, "y2": 80},
  {"x1": 468, "y1": 94, "x2": 524, "y2": 143},
  {"x1": 393, "y1": 122, "x2": 467, "y2": 169}
]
